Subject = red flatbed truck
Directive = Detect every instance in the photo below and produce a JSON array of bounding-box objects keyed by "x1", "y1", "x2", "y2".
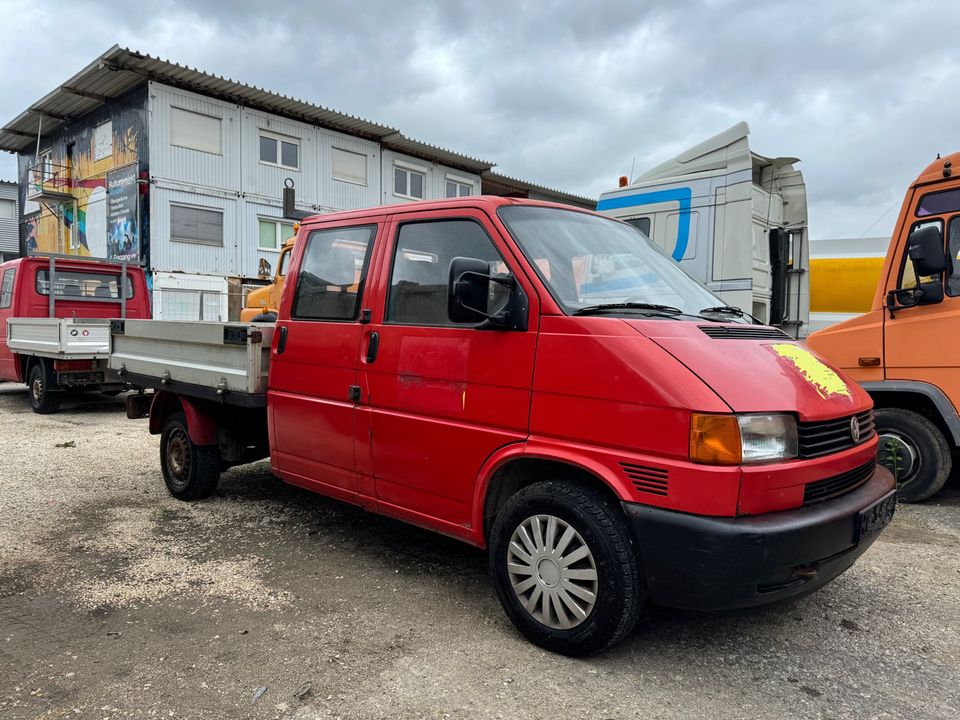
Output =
[
  {"x1": 113, "y1": 197, "x2": 896, "y2": 655},
  {"x1": 0, "y1": 255, "x2": 151, "y2": 413}
]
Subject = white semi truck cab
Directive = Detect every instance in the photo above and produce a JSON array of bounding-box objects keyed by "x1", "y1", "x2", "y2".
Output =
[{"x1": 597, "y1": 121, "x2": 810, "y2": 337}]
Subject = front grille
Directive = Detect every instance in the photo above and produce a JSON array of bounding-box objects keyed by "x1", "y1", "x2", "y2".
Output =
[
  {"x1": 619, "y1": 462, "x2": 669, "y2": 496},
  {"x1": 797, "y1": 410, "x2": 875, "y2": 459},
  {"x1": 699, "y1": 325, "x2": 792, "y2": 340},
  {"x1": 803, "y1": 460, "x2": 876, "y2": 506}
]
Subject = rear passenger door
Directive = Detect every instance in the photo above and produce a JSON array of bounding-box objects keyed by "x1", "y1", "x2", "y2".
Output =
[
  {"x1": 360, "y1": 209, "x2": 539, "y2": 531},
  {"x1": 267, "y1": 222, "x2": 378, "y2": 502}
]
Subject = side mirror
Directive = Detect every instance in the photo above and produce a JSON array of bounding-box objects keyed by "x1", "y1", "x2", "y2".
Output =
[
  {"x1": 907, "y1": 225, "x2": 948, "y2": 276},
  {"x1": 447, "y1": 256, "x2": 528, "y2": 331}
]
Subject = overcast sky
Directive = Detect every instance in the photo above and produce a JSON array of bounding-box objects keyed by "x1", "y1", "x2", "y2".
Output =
[{"x1": 1, "y1": 0, "x2": 957, "y2": 240}]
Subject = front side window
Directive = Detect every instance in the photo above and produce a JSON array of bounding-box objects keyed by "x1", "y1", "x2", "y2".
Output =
[
  {"x1": 899, "y1": 219, "x2": 943, "y2": 291},
  {"x1": 625, "y1": 217, "x2": 651, "y2": 236},
  {"x1": 0, "y1": 268, "x2": 14, "y2": 308},
  {"x1": 36, "y1": 270, "x2": 134, "y2": 299},
  {"x1": 171, "y1": 204, "x2": 224, "y2": 246},
  {"x1": 292, "y1": 225, "x2": 374, "y2": 321},
  {"x1": 498, "y1": 205, "x2": 726, "y2": 317},
  {"x1": 258, "y1": 218, "x2": 296, "y2": 251},
  {"x1": 394, "y1": 166, "x2": 425, "y2": 199},
  {"x1": 947, "y1": 216, "x2": 960, "y2": 297},
  {"x1": 386, "y1": 219, "x2": 509, "y2": 326},
  {"x1": 259, "y1": 133, "x2": 299, "y2": 170}
]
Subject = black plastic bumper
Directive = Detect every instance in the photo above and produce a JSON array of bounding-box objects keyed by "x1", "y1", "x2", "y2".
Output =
[{"x1": 623, "y1": 466, "x2": 896, "y2": 611}]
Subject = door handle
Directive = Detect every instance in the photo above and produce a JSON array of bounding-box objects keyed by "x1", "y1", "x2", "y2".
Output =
[
  {"x1": 365, "y1": 331, "x2": 380, "y2": 363},
  {"x1": 348, "y1": 385, "x2": 361, "y2": 403},
  {"x1": 276, "y1": 325, "x2": 288, "y2": 354}
]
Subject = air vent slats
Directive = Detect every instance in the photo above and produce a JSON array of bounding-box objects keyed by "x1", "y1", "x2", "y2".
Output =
[
  {"x1": 619, "y1": 462, "x2": 669, "y2": 497},
  {"x1": 803, "y1": 461, "x2": 875, "y2": 505},
  {"x1": 699, "y1": 325, "x2": 792, "y2": 340}
]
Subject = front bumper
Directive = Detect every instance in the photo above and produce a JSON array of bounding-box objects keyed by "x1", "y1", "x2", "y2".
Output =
[{"x1": 623, "y1": 465, "x2": 896, "y2": 611}]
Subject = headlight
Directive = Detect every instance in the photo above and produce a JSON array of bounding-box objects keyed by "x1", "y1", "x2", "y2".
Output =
[{"x1": 690, "y1": 413, "x2": 798, "y2": 465}]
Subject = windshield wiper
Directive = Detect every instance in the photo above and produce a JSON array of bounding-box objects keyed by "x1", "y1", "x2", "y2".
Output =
[
  {"x1": 700, "y1": 305, "x2": 763, "y2": 325},
  {"x1": 573, "y1": 302, "x2": 683, "y2": 317}
]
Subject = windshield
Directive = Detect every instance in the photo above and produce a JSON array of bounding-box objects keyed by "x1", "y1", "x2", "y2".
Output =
[{"x1": 498, "y1": 205, "x2": 730, "y2": 317}]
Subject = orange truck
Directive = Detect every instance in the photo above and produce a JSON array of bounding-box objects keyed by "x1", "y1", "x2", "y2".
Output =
[
  {"x1": 807, "y1": 153, "x2": 960, "y2": 502},
  {"x1": 240, "y1": 235, "x2": 294, "y2": 322}
]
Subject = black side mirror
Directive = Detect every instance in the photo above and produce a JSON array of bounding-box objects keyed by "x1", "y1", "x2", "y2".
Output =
[
  {"x1": 447, "y1": 256, "x2": 528, "y2": 331},
  {"x1": 907, "y1": 225, "x2": 948, "y2": 276}
]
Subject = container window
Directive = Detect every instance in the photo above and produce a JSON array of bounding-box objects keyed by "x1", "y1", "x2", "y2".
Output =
[
  {"x1": 394, "y1": 166, "x2": 425, "y2": 199},
  {"x1": 0, "y1": 198, "x2": 15, "y2": 219},
  {"x1": 0, "y1": 268, "x2": 14, "y2": 308},
  {"x1": 332, "y1": 148, "x2": 368, "y2": 185},
  {"x1": 35, "y1": 269, "x2": 134, "y2": 299},
  {"x1": 258, "y1": 218, "x2": 296, "y2": 251},
  {"x1": 171, "y1": 204, "x2": 224, "y2": 246},
  {"x1": 170, "y1": 107, "x2": 221, "y2": 155},
  {"x1": 292, "y1": 225, "x2": 375, "y2": 321},
  {"x1": 259, "y1": 132, "x2": 299, "y2": 170},
  {"x1": 445, "y1": 179, "x2": 472, "y2": 198}
]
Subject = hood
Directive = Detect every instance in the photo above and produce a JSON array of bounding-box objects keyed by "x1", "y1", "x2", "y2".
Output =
[{"x1": 623, "y1": 320, "x2": 872, "y2": 421}]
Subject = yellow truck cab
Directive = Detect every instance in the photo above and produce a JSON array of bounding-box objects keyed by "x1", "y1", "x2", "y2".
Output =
[
  {"x1": 807, "y1": 152, "x2": 960, "y2": 502},
  {"x1": 240, "y1": 236, "x2": 295, "y2": 322}
]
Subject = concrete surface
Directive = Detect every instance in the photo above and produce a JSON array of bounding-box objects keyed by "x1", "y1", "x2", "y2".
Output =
[{"x1": 0, "y1": 383, "x2": 958, "y2": 719}]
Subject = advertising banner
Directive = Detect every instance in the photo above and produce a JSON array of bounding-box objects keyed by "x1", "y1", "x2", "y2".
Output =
[{"x1": 106, "y1": 164, "x2": 139, "y2": 261}]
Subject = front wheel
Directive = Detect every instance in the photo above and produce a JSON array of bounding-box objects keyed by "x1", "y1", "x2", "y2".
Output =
[
  {"x1": 160, "y1": 411, "x2": 222, "y2": 500},
  {"x1": 875, "y1": 407, "x2": 951, "y2": 503},
  {"x1": 489, "y1": 481, "x2": 645, "y2": 656},
  {"x1": 28, "y1": 363, "x2": 61, "y2": 414}
]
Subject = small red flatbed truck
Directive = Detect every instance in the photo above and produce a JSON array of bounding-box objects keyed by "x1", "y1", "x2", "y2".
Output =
[
  {"x1": 114, "y1": 197, "x2": 896, "y2": 655},
  {"x1": 0, "y1": 255, "x2": 151, "y2": 413}
]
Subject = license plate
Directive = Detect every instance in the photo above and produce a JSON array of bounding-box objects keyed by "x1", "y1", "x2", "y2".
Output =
[{"x1": 855, "y1": 491, "x2": 897, "y2": 543}]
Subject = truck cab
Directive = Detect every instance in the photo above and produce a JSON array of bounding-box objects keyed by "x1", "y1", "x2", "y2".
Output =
[
  {"x1": 808, "y1": 152, "x2": 960, "y2": 502},
  {"x1": 0, "y1": 255, "x2": 151, "y2": 412},
  {"x1": 240, "y1": 235, "x2": 295, "y2": 323},
  {"x1": 596, "y1": 122, "x2": 809, "y2": 336}
]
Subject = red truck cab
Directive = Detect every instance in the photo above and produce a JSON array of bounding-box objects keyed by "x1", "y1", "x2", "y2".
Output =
[
  {"x1": 142, "y1": 197, "x2": 895, "y2": 655},
  {"x1": 0, "y1": 255, "x2": 151, "y2": 412}
]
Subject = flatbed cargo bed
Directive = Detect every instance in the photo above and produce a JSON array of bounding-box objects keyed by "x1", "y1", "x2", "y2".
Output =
[
  {"x1": 109, "y1": 320, "x2": 274, "y2": 407},
  {"x1": 7, "y1": 317, "x2": 113, "y2": 359}
]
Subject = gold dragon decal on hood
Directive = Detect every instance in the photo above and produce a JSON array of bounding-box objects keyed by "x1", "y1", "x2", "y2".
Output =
[{"x1": 769, "y1": 343, "x2": 852, "y2": 399}]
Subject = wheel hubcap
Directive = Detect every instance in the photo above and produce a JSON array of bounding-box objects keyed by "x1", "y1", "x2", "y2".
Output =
[
  {"x1": 166, "y1": 429, "x2": 191, "y2": 488},
  {"x1": 507, "y1": 514, "x2": 598, "y2": 630},
  {"x1": 878, "y1": 431, "x2": 920, "y2": 488},
  {"x1": 31, "y1": 377, "x2": 43, "y2": 403}
]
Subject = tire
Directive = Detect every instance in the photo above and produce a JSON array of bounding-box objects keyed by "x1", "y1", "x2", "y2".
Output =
[
  {"x1": 159, "y1": 411, "x2": 221, "y2": 501},
  {"x1": 488, "y1": 481, "x2": 645, "y2": 656},
  {"x1": 876, "y1": 407, "x2": 951, "y2": 503},
  {"x1": 27, "y1": 363, "x2": 61, "y2": 415}
]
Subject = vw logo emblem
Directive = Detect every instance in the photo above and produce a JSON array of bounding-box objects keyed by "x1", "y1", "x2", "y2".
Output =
[{"x1": 850, "y1": 416, "x2": 861, "y2": 443}]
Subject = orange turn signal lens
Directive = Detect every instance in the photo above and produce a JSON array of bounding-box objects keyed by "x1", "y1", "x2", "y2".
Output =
[{"x1": 690, "y1": 413, "x2": 742, "y2": 465}]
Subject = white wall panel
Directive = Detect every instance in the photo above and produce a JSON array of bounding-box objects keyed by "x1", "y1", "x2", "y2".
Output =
[
  {"x1": 150, "y1": 185, "x2": 239, "y2": 275},
  {"x1": 149, "y1": 82, "x2": 241, "y2": 192},
  {"x1": 242, "y1": 108, "x2": 318, "y2": 204},
  {"x1": 152, "y1": 271, "x2": 229, "y2": 321}
]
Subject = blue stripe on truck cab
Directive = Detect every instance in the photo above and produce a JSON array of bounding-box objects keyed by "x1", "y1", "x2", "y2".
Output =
[{"x1": 596, "y1": 187, "x2": 693, "y2": 261}]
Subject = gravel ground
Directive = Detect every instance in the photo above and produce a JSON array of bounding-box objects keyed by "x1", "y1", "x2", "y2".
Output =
[{"x1": 1, "y1": 382, "x2": 959, "y2": 719}]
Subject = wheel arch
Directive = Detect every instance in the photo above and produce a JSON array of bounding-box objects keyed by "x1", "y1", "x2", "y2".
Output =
[
  {"x1": 473, "y1": 445, "x2": 630, "y2": 548},
  {"x1": 148, "y1": 391, "x2": 218, "y2": 446},
  {"x1": 862, "y1": 380, "x2": 960, "y2": 447}
]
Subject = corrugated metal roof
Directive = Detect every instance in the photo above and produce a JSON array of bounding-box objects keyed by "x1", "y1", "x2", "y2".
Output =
[
  {"x1": 480, "y1": 171, "x2": 596, "y2": 209},
  {"x1": 0, "y1": 45, "x2": 494, "y2": 173}
]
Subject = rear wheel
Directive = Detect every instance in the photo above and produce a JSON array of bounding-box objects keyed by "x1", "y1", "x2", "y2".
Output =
[
  {"x1": 28, "y1": 363, "x2": 61, "y2": 414},
  {"x1": 875, "y1": 407, "x2": 951, "y2": 502},
  {"x1": 489, "y1": 481, "x2": 645, "y2": 656},
  {"x1": 160, "y1": 411, "x2": 221, "y2": 500}
]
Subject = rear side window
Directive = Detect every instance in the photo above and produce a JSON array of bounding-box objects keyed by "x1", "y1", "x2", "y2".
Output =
[
  {"x1": 0, "y1": 268, "x2": 14, "y2": 308},
  {"x1": 36, "y1": 269, "x2": 134, "y2": 299},
  {"x1": 386, "y1": 219, "x2": 509, "y2": 326},
  {"x1": 292, "y1": 225, "x2": 375, "y2": 321},
  {"x1": 948, "y1": 216, "x2": 960, "y2": 297}
]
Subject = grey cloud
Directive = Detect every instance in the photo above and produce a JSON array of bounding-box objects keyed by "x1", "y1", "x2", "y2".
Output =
[{"x1": 1, "y1": 0, "x2": 958, "y2": 239}]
